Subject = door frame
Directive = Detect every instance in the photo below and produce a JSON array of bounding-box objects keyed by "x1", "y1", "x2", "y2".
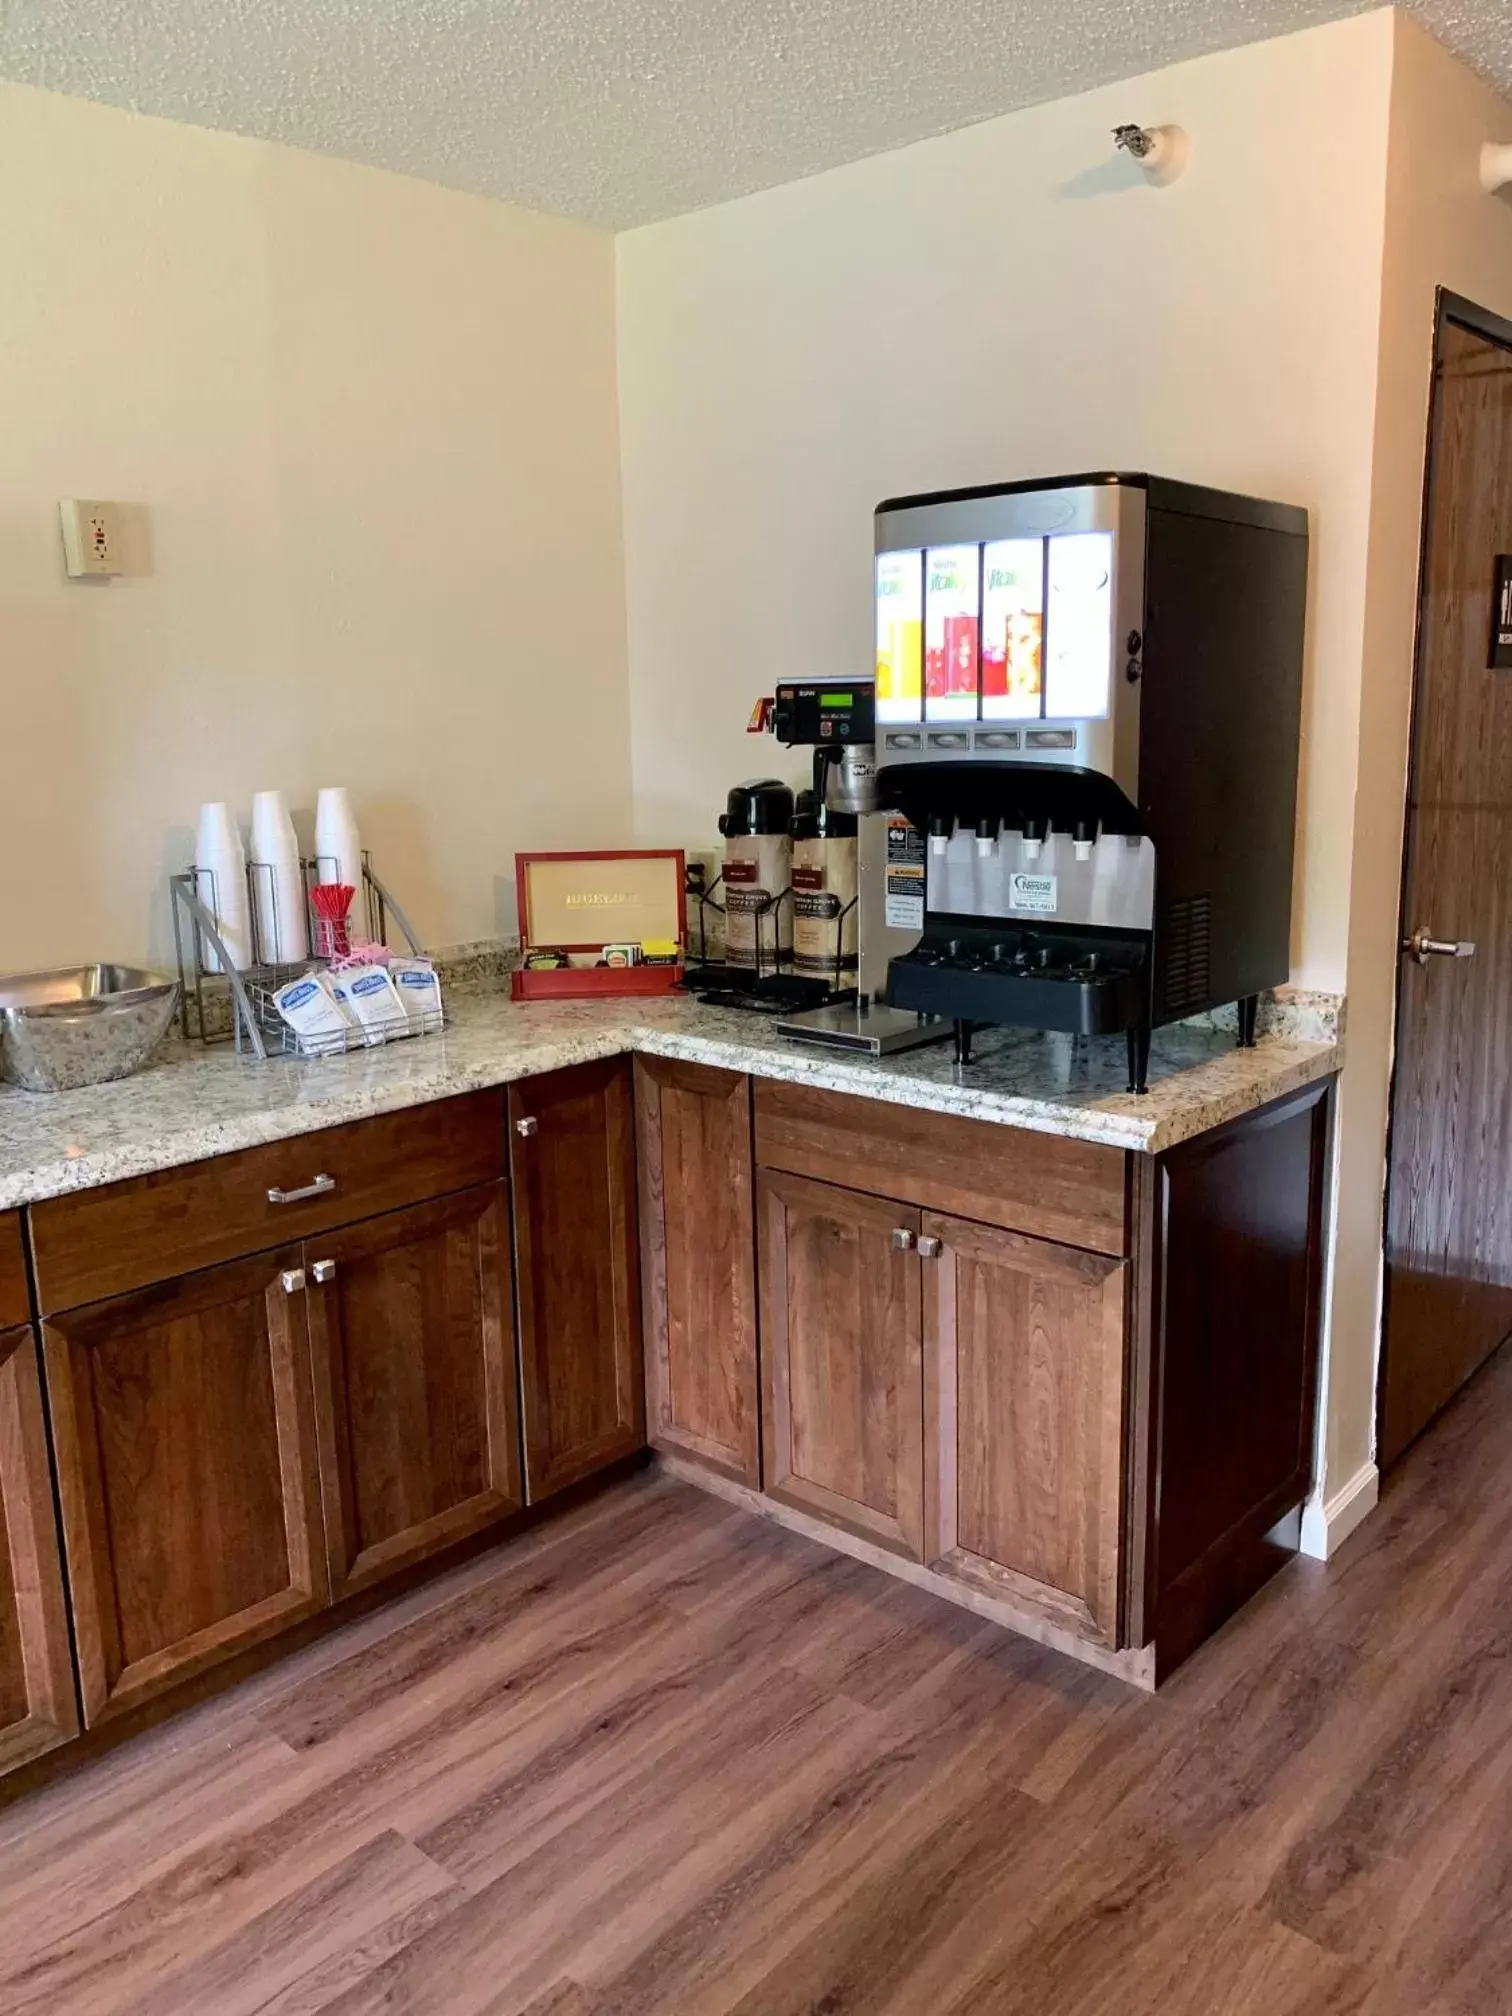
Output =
[{"x1": 1377, "y1": 287, "x2": 1512, "y2": 1459}]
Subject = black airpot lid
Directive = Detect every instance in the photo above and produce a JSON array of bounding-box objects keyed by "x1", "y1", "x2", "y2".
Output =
[{"x1": 719, "y1": 779, "x2": 794, "y2": 838}]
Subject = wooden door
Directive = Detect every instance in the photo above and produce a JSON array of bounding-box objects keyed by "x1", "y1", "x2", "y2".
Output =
[
  {"x1": 0, "y1": 1328, "x2": 79, "y2": 1772},
  {"x1": 43, "y1": 1251, "x2": 328, "y2": 1725},
  {"x1": 758, "y1": 1169, "x2": 927, "y2": 1559},
  {"x1": 1383, "y1": 305, "x2": 1512, "y2": 1463},
  {"x1": 305, "y1": 1186, "x2": 522, "y2": 1599},
  {"x1": 925, "y1": 1215, "x2": 1127, "y2": 1645},
  {"x1": 636, "y1": 1058, "x2": 759, "y2": 1484},
  {"x1": 510, "y1": 1059, "x2": 644, "y2": 1501}
]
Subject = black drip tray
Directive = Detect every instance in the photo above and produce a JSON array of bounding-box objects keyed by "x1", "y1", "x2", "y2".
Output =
[
  {"x1": 887, "y1": 936, "x2": 1147, "y2": 1036},
  {"x1": 682, "y1": 966, "x2": 856, "y2": 1016}
]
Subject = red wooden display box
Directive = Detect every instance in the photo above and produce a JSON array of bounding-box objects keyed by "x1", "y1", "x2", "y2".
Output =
[{"x1": 510, "y1": 849, "x2": 687, "y2": 1002}]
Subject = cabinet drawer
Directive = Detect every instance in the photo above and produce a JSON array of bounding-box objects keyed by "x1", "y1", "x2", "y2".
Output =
[
  {"x1": 31, "y1": 1091, "x2": 506, "y2": 1312},
  {"x1": 0, "y1": 1214, "x2": 27, "y2": 1329},
  {"x1": 754, "y1": 1081, "x2": 1128, "y2": 1257}
]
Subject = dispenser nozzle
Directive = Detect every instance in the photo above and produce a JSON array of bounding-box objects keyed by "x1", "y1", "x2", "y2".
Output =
[
  {"x1": 929, "y1": 814, "x2": 953, "y2": 858},
  {"x1": 974, "y1": 818, "x2": 997, "y2": 859},
  {"x1": 1072, "y1": 817, "x2": 1097, "y2": 864},
  {"x1": 1021, "y1": 816, "x2": 1049, "y2": 865}
]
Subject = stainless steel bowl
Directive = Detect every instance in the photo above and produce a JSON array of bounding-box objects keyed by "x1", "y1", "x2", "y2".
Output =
[{"x1": 0, "y1": 965, "x2": 180, "y2": 1094}]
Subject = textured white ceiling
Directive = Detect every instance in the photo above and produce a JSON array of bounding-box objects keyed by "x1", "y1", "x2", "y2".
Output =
[{"x1": 2, "y1": 0, "x2": 1509, "y2": 228}]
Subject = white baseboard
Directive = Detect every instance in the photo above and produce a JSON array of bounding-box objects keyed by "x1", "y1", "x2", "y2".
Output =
[{"x1": 1299, "y1": 1461, "x2": 1379, "y2": 1560}]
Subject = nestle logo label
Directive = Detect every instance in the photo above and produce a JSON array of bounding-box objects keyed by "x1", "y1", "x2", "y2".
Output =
[{"x1": 1008, "y1": 872, "x2": 1058, "y2": 914}]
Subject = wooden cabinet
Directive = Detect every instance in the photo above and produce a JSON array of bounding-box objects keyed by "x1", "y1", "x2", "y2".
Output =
[
  {"x1": 305, "y1": 1186, "x2": 522, "y2": 1600},
  {"x1": 0, "y1": 1214, "x2": 28, "y2": 1329},
  {"x1": 757, "y1": 1175, "x2": 1128, "y2": 1625},
  {"x1": 0, "y1": 1326, "x2": 78, "y2": 1770},
  {"x1": 43, "y1": 1251, "x2": 328, "y2": 1726},
  {"x1": 636, "y1": 1058, "x2": 759, "y2": 1485},
  {"x1": 511, "y1": 1059, "x2": 643, "y2": 1501},
  {"x1": 926, "y1": 1215, "x2": 1127, "y2": 1645},
  {"x1": 30, "y1": 1092, "x2": 506, "y2": 1311},
  {"x1": 759, "y1": 1170, "x2": 928, "y2": 1560}
]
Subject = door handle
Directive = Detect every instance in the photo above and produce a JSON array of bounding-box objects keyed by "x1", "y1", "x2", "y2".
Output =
[
  {"x1": 891, "y1": 1228, "x2": 915, "y2": 1252},
  {"x1": 515, "y1": 1116, "x2": 539, "y2": 1138},
  {"x1": 310, "y1": 1259, "x2": 337, "y2": 1285},
  {"x1": 280, "y1": 1267, "x2": 306, "y2": 1295},
  {"x1": 267, "y1": 1173, "x2": 336, "y2": 1205},
  {"x1": 1402, "y1": 930, "x2": 1476, "y2": 966},
  {"x1": 916, "y1": 1234, "x2": 942, "y2": 1259}
]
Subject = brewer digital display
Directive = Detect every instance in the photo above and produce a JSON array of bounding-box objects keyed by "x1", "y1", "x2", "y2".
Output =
[{"x1": 875, "y1": 551, "x2": 923, "y2": 723}]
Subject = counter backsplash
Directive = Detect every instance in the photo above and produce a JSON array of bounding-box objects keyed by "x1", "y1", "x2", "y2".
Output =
[{"x1": 179, "y1": 936, "x2": 1341, "y2": 1049}]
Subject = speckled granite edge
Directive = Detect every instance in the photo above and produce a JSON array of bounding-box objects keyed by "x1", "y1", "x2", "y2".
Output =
[
  {"x1": 0, "y1": 990, "x2": 1341, "y2": 1212},
  {"x1": 632, "y1": 1025, "x2": 1340, "y2": 1156}
]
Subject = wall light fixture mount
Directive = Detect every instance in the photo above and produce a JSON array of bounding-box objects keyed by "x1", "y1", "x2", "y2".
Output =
[{"x1": 1113, "y1": 122, "x2": 1188, "y2": 187}]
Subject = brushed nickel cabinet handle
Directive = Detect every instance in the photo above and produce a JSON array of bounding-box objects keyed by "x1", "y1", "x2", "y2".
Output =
[
  {"x1": 280, "y1": 1268, "x2": 306, "y2": 1295},
  {"x1": 917, "y1": 1235, "x2": 941, "y2": 1259},
  {"x1": 267, "y1": 1173, "x2": 336, "y2": 1205},
  {"x1": 891, "y1": 1228, "x2": 915, "y2": 1252},
  {"x1": 310, "y1": 1259, "x2": 337, "y2": 1284},
  {"x1": 515, "y1": 1116, "x2": 539, "y2": 1138}
]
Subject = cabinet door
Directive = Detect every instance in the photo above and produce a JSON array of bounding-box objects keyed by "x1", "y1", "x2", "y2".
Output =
[
  {"x1": 636, "y1": 1058, "x2": 759, "y2": 1484},
  {"x1": 305, "y1": 1186, "x2": 523, "y2": 1600},
  {"x1": 927, "y1": 1213, "x2": 1127, "y2": 1645},
  {"x1": 510, "y1": 1059, "x2": 644, "y2": 1501},
  {"x1": 759, "y1": 1170, "x2": 926, "y2": 1560},
  {"x1": 43, "y1": 1252, "x2": 328, "y2": 1725},
  {"x1": 0, "y1": 1327, "x2": 78, "y2": 1773}
]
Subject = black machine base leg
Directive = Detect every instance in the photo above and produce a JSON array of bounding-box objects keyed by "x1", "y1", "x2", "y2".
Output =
[
  {"x1": 1127, "y1": 1026, "x2": 1151, "y2": 1095},
  {"x1": 954, "y1": 1019, "x2": 975, "y2": 1067},
  {"x1": 1236, "y1": 994, "x2": 1259, "y2": 1049}
]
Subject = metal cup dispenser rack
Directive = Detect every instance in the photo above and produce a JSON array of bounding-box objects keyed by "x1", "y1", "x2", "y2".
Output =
[
  {"x1": 170, "y1": 854, "x2": 438, "y2": 1061},
  {"x1": 682, "y1": 867, "x2": 859, "y2": 1012}
]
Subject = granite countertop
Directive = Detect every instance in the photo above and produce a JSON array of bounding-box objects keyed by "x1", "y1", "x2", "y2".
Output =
[{"x1": 0, "y1": 986, "x2": 1341, "y2": 1211}]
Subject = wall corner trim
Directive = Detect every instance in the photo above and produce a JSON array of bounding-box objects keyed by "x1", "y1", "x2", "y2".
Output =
[{"x1": 1299, "y1": 1460, "x2": 1380, "y2": 1559}]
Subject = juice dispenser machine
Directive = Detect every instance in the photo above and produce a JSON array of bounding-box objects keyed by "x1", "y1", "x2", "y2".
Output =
[{"x1": 864, "y1": 471, "x2": 1309, "y2": 1087}]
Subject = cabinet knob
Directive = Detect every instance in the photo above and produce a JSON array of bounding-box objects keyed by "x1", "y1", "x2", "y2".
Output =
[
  {"x1": 268, "y1": 1173, "x2": 337, "y2": 1206},
  {"x1": 280, "y1": 1267, "x2": 307, "y2": 1295},
  {"x1": 515, "y1": 1116, "x2": 539, "y2": 1138},
  {"x1": 310, "y1": 1258, "x2": 337, "y2": 1284},
  {"x1": 917, "y1": 1235, "x2": 941, "y2": 1259},
  {"x1": 891, "y1": 1228, "x2": 915, "y2": 1252}
]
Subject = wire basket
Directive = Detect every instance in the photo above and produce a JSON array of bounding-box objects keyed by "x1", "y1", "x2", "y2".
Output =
[{"x1": 171, "y1": 855, "x2": 439, "y2": 1062}]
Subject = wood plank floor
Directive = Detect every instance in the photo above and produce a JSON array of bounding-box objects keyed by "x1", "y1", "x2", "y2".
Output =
[{"x1": 6, "y1": 1345, "x2": 1512, "y2": 2016}]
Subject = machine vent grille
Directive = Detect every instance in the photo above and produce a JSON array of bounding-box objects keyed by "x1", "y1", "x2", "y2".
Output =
[{"x1": 1161, "y1": 896, "x2": 1212, "y2": 1017}]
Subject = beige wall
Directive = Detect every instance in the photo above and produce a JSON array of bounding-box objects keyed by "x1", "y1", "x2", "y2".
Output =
[
  {"x1": 617, "y1": 13, "x2": 1397, "y2": 994},
  {"x1": 1322, "y1": 18, "x2": 1512, "y2": 1500},
  {"x1": 0, "y1": 82, "x2": 630, "y2": 969}
]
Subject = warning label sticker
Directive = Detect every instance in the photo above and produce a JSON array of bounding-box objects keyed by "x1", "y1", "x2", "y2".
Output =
[{"x1": 885, "y1": 817, "x2": 926, "y2": 931}]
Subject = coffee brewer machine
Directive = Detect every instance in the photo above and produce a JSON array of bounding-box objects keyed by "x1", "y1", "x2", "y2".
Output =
[
  {"x1": 864, "y1": 471, "x2": 1309, "y2": 1088},
  {"x1": 762, "y1": 681, "x2": 948, "y2": 1053}
]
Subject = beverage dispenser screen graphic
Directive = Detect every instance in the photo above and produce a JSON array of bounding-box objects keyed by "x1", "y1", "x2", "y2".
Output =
[
  {"x1": 874, "y1": 550, "x2": 923, "y2": 724},
  {"x1": 875, "y1": 525, "x2": 1115, "y2": 725},
  {"x1": 924, "y1": 545, "x2": 981, "y2": 722},
  {"x1": 981, "y1": 540, "x2": 1044, "y2": 721},
  {"x1": 1045, "y1": 532, "x2": 1114, "y2": 721}
]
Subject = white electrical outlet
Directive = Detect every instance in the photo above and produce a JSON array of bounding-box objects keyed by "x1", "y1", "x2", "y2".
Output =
[{"x1": 59, "y1": 499, "x2": 124, "y2": 577}]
